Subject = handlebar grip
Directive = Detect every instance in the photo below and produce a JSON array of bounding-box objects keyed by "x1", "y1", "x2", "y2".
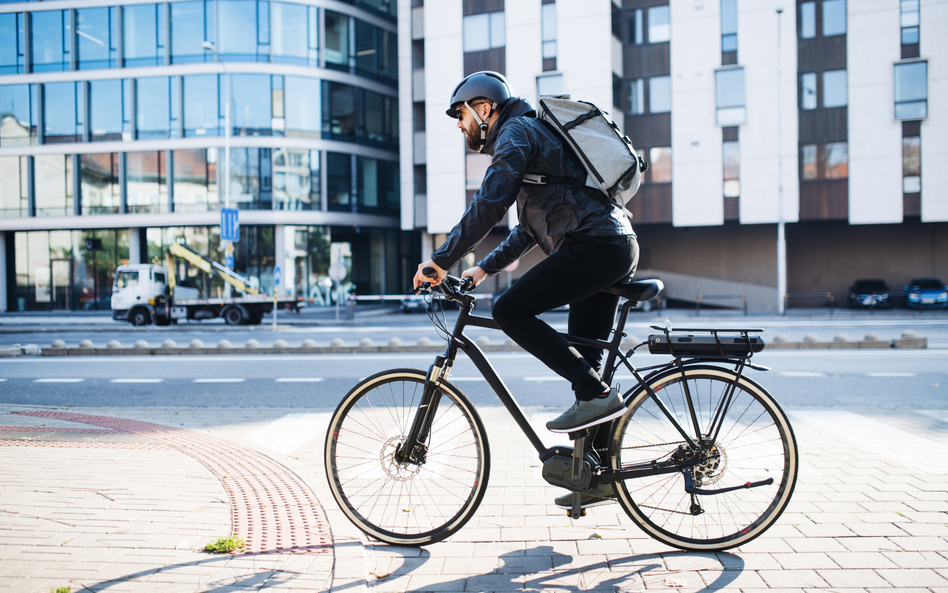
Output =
[{"x1": 422, "y1": 266, "x2": 438, "y2": 279}]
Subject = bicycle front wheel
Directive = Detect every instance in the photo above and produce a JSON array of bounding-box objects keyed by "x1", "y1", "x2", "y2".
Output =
[
  {"x1": 609, "y1": 365, "x2": 797, "y2": 550},
  {"x1": 325, "y1": 368, "x2": 490, "y2": 546}
]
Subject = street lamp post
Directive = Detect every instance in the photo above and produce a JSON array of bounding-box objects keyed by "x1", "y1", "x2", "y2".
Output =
[
  {"x1": 776, "y1": 7, "x2": 787, "y2": 314},
  {"x1": 201, "y1": 40, "x2": 231, "y2": 213}
]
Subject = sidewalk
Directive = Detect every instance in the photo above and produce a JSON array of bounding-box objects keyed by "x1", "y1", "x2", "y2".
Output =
[{"x1": 1, "y1": 403, "x2": 947, "y2": 592}]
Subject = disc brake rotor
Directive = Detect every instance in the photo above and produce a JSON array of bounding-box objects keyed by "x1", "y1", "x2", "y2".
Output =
[{"x1": 380, "y1": 436, "x2": 422, "y2": 481}]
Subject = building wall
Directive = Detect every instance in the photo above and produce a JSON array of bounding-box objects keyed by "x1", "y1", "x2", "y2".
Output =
[
  {"x1": 848, "y1": 0, "x2": 902, "y2": 224},
  {"x1": 557, "y1": 0, "x2": 613, "y2": 111},
  {"x1": 739, "y1": 0, "x2": 799, "y2": 225},
  {"x1": 670, "y1": 0, "x2": 722, "y2": 227},
  {"x1": 920, "y1": 0, "x2": 947, "y2": 222},
  {"x1": 422, "y1": 2, "x2": 465, "y2": 234}
]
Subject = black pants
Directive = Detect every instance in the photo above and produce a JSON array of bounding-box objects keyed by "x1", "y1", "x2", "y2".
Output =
[{"x1": 492, "y1": 233, "x2": 639, "y2": 401}]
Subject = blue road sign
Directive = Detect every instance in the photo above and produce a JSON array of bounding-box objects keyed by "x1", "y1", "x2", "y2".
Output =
[
  {"x1": 221, "y1": 208, "x2": 240, "y2": 242},
  {"x1": 274, "y1": 266, "x2": 281, "y2": 286},
  {"x1": 225, "y1": 255, "x2": 235, "y2": 269}
]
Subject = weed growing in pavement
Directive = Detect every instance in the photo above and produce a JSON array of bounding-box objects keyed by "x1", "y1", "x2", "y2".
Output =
[
  {"x1": 204, "y1": 536, "x2": 246, "y2": 554},
  {"x1": 50, "y1": 587, "x2": 70, "y2": 593}
]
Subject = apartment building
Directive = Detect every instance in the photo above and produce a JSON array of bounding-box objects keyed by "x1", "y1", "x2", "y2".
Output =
[{"x1": 400, "y1": 0, "x2": 946, "y2": 310}]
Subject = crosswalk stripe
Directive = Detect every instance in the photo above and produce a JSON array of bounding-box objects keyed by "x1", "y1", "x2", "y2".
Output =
[{"x1": 35, "y1": 378, "x2": 83, "y2": 383}]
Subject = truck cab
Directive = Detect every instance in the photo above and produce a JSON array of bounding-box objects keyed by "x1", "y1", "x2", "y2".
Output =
[{"x1": 112, "y1": 264, "x2": 171, "y2": 325}]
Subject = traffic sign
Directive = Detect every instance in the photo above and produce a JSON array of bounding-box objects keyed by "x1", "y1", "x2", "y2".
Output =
[
  {"x1": 329, "y1": 264, "x2": 347, "y2": 282},
  {"x1": 274, "y1": 266, "x2": 281, "y2": 286},
  {"x1": 225, "y1": 255, "x2": 235, "y2": 269},
  {"x1": 221, "y1": 208, "x2": 240, "y2": 242}
]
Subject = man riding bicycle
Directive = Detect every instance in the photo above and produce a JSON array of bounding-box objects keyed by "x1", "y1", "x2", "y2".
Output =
[{"x1": 412, "y1": 71, "x2": 639, "y2": 507}]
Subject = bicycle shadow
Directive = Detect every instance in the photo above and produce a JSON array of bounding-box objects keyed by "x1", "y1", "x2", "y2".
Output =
[{"x1": 361, "y1": 544, "x2": 745, "y2": 592}]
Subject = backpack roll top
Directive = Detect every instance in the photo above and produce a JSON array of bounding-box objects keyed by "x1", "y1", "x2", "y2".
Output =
[{"x1": 536, "y1": 95, "x2": 648, "y2": 208}]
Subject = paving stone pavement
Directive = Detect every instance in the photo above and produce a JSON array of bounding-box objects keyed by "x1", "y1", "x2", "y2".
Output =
[{"x1": 0, "y1": 403, "x2": 946, "y2": 592}]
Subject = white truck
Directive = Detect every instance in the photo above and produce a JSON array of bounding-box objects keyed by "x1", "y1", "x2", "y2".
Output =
[{"x1": 111, "y1": 244, "x2": 302, "y2": 326}]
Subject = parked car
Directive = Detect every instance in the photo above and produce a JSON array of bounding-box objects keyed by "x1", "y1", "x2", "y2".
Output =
[
  {"x1": 848, "y1": 279, "x2": 890, "y2": 309},
  {"x1": 904, "y1": 278, "x2": 948, "y2": 309}
]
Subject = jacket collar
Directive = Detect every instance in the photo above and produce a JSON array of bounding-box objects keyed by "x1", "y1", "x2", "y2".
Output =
[{"x1": 482, "y1": 97, "x2": 536, "y2": 156}]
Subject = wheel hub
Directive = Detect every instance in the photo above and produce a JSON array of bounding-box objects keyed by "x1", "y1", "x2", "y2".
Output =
[
  {"x1": 693, "y1": 441, "x2": 727, "y2": 486},
  {"x1": 381, "y1": 436, "x2": 422, "y2": 481}
]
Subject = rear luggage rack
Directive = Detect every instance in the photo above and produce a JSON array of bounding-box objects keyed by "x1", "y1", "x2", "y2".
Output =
[{"x1": 648, "y1": 325, "x2": 765, "y2": 358}]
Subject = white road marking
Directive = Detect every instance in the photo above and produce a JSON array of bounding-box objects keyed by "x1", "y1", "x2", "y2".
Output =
[
  {"x1": 244, "y1": 413, "x2": 331, "y2": 455},
  {"x1": 34, "y1": 378, "x2": 83, "y2": 383},
  {"x1": 446, "y1": 377, "x2": 486, "y2": 382},
  {"x1": 524, "y1": 376, "x2": 564, "y2": 382},
  {"x1": 193, "y1": 378, "x2": 246, "y2": 383},
  {"x1": 866, "y1": 372, "x2": 916, "y2": 377},
  {"x1": 111, "y1": 378, "x2": 164, "y2": 383},
  {"x1": 275, "y1": 378, "x2": 324, "y2": 383},
  {"x1": 779, "y1": 371, "x2": 827, "y2": 377}
]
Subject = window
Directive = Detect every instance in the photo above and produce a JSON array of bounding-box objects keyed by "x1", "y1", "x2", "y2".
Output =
[
  {"x1": 800, "y1": 2, "x2": 815, "y2": 38},
  {"x1": 124, "y1": 3, "x2": 165, "y2": 67},
  {"x1": 631, "y1": 9, "x2": 643, "y2": 45},
  {"x1": 822, "y1": 70, "x2": 847, "y2": 107},
  {"x1": 363, "y1": 90, "x2": 397, "y2": 148},
  {"x1": 723, "y1": 140, "x2": 739, "y2": 198},
  {"x1": 323, "y1": 81, "x2": 355, "y2": 140},
  {"x1": 537, "y1": 74, "x2": 563, "y2": 97},
  {"x1": 903, "y1": 136, "x2": 920, "y2": 193},
  {"x1": 226, "y1": 148, "x2": 270, "y2": 210},
  {"x1": 170, "y1": 1, "x2": 210, "y2": 64},
  {"x1": 895, "y1": 61, "x2": 927, "y2": 119},
  {"x1": 77, "y1": 6, "x2": 118, "y2": 70},
  {"x1": 90, "y1": 80, "x2": 123, "y2": 141},
  {"x1": 901, "y1": 0, "x2": 919, "y2": 45},
  {"x1": 822, "y1": 0, "x2": 846, "y2": 36},
  {"x1": 173, "y1": 148, "x2": 218, "y2": 213},
  {"x1": 136, "y1": 77, "x2": 170, "y2": 139},
  {"x1": 0, "y1": 84, "x2": 34, "y2": 145},
  {"x1": 649, "y1": 147, "x2": 672, "y2": 183},
  {"x1": 721, "y1": 0, "x2": 737, "y2": 53},
  {"x1": 629, "y1": 79, "x2": 644, "y2": 115},
  {"x1": 34, "y1": 154, "x2": 73, "y2": 217},
  {"x1": 183, "y1": 74, "x2": 219, "y2": 136},
  {"x1": 358, "y1": 157, "x2": 398, "y2": 213},
  {"x1": 542, "y1": 3, "x2": 556, "y2": 60},
  {"x1": 463, "y1": 11, "x2": 504, "y2": 52},
  {"x1": 126, "y1": 151, "x2": 168, "y2": 213},
  {"x1": 43, "y1": 82, "x2": 81, "y2": 143},
  {"x1": 800, "y1": 73, "x2": 817, "y2": 109},
  {"x1": 355, "y1": 20, "x2": 397, "y2": 81},
  {"x1": 0, "y1": 13, "x2": 27, "y2": 74},
  {"x1": 327, "y1": 152, "x2": 352, "y2": 210},
  {"x1": 272, "y1": 2, "x2": 317, "y2": 66},
  {"x1": 285, "y1": 76, "x2": 321, "y2": 137},
  {"x1": 231, "y1": 73, "x2": 272, "y2": 134},
  {"x1": 31, "y1": 10, "x2": 69, "y2": 72},
  {"x1": 648, "y1": 6, "x2": 670, "y2": 43},
  {"x1": 218, "y1": 0, "x2": 259, "y2": 60},
  {"x1": 649, "y1": 76, "x2": 671, "y2": 113},
  {"x1": 801, "y1": 142, "x2": 848, "y2": 179},
  {"x1": 325, "y1": 11, "x2": 350, "y2": 68},
  {"x1": 0, "y1": 156, "x2": 28, "y2": 218},
  {"x1": 715, "y1": 68, "x2": 745, "y2": 125},
  {"x1": 273, "y1": 148, "x2": 319, "y2": 210},
  {"x1": 80, "y1": 153, "x2": 119, "y2": 215}
]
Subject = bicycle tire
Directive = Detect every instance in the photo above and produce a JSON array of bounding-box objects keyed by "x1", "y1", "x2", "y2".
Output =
[
  {"x1": 608, "y1": 365, "x2": 797, "y2": 551},
  {"x1": 325, "y1": 368, "x2": 490, "y2": 546}
]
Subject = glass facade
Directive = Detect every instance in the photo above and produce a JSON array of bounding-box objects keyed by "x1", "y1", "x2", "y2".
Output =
[{"x1": 1, "y1": 0, "x2": 404, "y2": 310}]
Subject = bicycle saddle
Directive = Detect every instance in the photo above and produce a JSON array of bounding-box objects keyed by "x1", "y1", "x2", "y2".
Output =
[{"x1": 603, "y1": 278, "x2": 664, "y2": 302}]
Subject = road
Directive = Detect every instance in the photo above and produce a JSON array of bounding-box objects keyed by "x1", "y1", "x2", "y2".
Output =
[{"x1": 2, "y1": 348, "x2": 946, "y2": 411}]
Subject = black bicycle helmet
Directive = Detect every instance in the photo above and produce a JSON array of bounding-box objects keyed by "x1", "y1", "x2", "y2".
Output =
[{"x1": 445, "y1": 71, "x2": 512, "y2": 119}]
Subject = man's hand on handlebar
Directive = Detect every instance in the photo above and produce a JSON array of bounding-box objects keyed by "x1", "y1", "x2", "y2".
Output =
[
  {"x1": 413, "y1": 260, "x2": 446, "y2": 291},
  {"x1": 461, "y1": 266, "x2": 487, "y2": 287}
]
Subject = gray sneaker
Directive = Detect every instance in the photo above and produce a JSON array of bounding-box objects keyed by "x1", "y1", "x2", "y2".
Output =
[
  {"x1": 554, "y1": 483, "x2": 617, "y2": 510},
  {"x1": 546, "y1": 389, "x2": 625, "y2": 433}
]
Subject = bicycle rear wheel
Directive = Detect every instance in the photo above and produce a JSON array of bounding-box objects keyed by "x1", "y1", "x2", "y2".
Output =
[
  {"x1": 325, "y1": 368, "x2": 490, "y2": 546},
  {"x1": 609, "y1": 365, "x2": 797, "y2": 550}
]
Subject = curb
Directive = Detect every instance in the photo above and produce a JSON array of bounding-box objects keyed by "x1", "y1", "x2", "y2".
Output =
[{"x1": 33, "y1": 330, "x2": 929, "y2": 356}]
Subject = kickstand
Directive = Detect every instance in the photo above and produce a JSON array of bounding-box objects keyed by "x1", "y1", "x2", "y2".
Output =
[{"x1": 568, "y1": 433, "x2": 586, "y2": 519}]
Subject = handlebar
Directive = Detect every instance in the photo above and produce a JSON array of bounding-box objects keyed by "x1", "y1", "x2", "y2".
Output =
[{"x1": 419, "y1": 267, "x2": 476, "y2": 306}]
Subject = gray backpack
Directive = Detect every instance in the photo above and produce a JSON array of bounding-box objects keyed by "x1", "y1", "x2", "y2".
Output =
[{"x1": 524, "y1": 95, "x2": 647, "y2": 210}]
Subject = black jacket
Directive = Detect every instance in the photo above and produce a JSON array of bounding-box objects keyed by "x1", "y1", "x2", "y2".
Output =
[{"x1": 431, "y1": 97, "x2": 634, "y2": 275}]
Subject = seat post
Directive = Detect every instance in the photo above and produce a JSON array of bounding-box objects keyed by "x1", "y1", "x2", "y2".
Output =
[{"x1": 601, "y1": 299, "x2": 636, "y2": 387}]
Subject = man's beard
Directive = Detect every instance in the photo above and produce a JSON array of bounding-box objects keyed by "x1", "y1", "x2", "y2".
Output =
[{"x1": 463, "y1": 118, "x2": 484, "y2": 152}]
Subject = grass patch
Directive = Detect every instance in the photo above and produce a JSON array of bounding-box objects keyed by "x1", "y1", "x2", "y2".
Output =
[
  {"x1": 204, "y1": 535, "x2": 246, "y2": 554},
  {"x1": 50, "y1": 588, "x2": 71, "y2": 593}
]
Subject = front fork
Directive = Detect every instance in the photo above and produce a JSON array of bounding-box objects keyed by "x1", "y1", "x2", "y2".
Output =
[{"x1": 394, "y1": 357, "x2": 451, "y2": 465}]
